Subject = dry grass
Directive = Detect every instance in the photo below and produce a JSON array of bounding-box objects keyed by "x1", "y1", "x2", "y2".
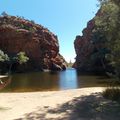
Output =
[{"x1": 103, "y1": 87, "x2": 120, "y2": 103}]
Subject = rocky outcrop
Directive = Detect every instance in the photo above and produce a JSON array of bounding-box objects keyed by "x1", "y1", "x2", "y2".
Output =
[
  {"x1": 74, "y1": 10, "x2": 107, "y2": 73},
  {"x1": 0, "y1": 15, "x2": 66, "y2": 72},
  {"x1": 74, "y1": 20, "x2": 94, "y2": 71}
]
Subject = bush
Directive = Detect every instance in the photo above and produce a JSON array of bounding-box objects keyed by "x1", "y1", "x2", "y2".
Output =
[
  {"x1": 0, "y1": 50, "x2": 9, "y2": 62},
  {"x1": 103, "y1": 87, "x2": 120, "y2": 103},
  {"x1": 16, "y1": 52, "x2": 29, "y2": 64}
]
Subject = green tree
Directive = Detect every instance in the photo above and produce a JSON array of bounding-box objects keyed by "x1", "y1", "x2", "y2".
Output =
[
  {"x1": 16, "y1": 52, "x2": 29, "y2": 64},
  {"x1": 8, "y1": 52, "x2": 29, "y2": 74},
  {"x1": 0, "y1": 50, "x2": 9, "y2": 74},
  {"x1": 0, "y1": 50, "x2": 29, "y2": 74},
  {"x1": 93, "y1": 0, "x2": 120, "y2": 78},
  {"x1": 0, "y1": 50, "x2": 9, "y2": 62}
]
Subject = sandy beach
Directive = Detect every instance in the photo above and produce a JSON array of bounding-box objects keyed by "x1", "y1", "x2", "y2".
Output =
[
  {"x1": 0, "y1": 87, "x2": 120, "y2": 120},
  {"x1": 0, "y1": 87, "x2": 104, "y2": 120}
]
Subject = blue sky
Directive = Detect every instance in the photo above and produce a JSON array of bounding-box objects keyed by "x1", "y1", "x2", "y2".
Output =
[{"x1": 0, "y1": 0, "x2": 99, "y2": 62}]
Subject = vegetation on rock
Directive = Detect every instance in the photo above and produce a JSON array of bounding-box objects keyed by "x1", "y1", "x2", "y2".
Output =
[
  {"x1": 74, "y1": 0, "x2": 120, "y2": 78},
  {"x1": 16, "y1": 52, "x2": 29, "y2": 65},
  {"x1": 0, "y1": 50, "x2": 9, "y2": 62},
  {"x1": 0, "y1": 50, "x2": 29, "y2": 74},
  {"x1": 0, "y1": 13, "x2": 66, "y2": 72},
  {"x1": 93, "y1": 0, "x2": 120, "y2": 79}
]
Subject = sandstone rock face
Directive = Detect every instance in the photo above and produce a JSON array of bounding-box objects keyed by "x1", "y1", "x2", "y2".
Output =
[
  {"x1": 0, "y1": 15, "x2": 66, "y2": 72},
  {"x1": 74, "y1": 11, "x2": 106, "y2": 73},
  {"x1": 74, "y1": 20, "x2": 94, "y2": 72}
]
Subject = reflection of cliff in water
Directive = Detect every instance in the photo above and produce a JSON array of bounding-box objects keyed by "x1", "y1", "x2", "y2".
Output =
[
  {"x1": 1, "y1": 72, "x2": 60, "y2": 92},
  {"x1": 0, "y1": 69, "x2": 114, "y2": 92},
  {"x1": 0, "y1": 76, "x2": 11, "y2": 90}
]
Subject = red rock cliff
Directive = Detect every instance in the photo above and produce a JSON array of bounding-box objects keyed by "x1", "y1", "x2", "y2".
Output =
[
  {"x1": 0, "y1": 15, "x2": 66, "y2": 71},
  {"x1": 74, "y1": 10, "x2": 106, "y2": 73}
]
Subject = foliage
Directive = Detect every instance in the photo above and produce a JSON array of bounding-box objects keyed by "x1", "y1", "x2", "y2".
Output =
[
  {"x1": 103, "y1": 87, "x2": 120, "y2": 103},
  {"x1": 7, "y1": 52, "x2": 29, "y2": 74},
  {"x1": 0, "y1": 50, "x2": 29, "y2": 74},
  {"x1": 0, "y1": 12, "x2": 35, "y2": 33},
  {"x1": 67, "y1": 60, "x2": 73, "y2": 68},
  {"x1": 92, "y1": 0, "x2": 120, "y2": 78},
  {"x1": 0, "y1": 50, "x2": 9, "y2": 62},
  {"x1": 16, "y1": 52, "x2": 29, "y2": 64}
]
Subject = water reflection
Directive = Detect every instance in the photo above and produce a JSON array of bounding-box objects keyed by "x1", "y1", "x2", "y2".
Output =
[
  {"x1": 0, "y1": 76, "x2": 11, "y2": 90},
  {"x1": 4, "y1": 72, "x2": 60, "y2": 92},
  {"x1": 59, "y1": 68, "x2": 78, "y2": 90},
  {"x1": 0, "y1": 69, "x2": 113, "y2": 92}
]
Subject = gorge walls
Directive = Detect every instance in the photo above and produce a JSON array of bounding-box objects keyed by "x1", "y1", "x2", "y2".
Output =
[
  {"x1": 74, "y1": 10, "x2": 107, "y2": 73},
  {"x1": 0, "y1": 15, "x2": 66, "y2": 72}
]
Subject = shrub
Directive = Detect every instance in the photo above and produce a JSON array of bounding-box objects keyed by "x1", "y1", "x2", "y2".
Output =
[
  {"x1": 103, "y1": 87, "x2": 120, "y2": 103},
  {"x1": 16, "y1": 52, "x2": 29, "y2": 64},
  {"x1": 0, "y1": 50, "x2": 9, "y2": 62}
]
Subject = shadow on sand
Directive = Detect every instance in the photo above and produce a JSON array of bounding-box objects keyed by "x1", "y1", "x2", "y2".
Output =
[{"x1": 15, "y1": 93, "x2": 120, "y2": 120}]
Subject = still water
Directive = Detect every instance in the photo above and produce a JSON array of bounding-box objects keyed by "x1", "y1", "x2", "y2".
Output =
[{"x1": 0, "y1": 68, "x2": 112, "y2": 92}]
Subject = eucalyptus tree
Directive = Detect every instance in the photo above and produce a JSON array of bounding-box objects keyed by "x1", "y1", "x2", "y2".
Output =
[{"x1": 92, "y1": 0, "x2": 120, "y2": 78}]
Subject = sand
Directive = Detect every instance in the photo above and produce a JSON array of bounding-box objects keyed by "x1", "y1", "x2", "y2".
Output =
[
  {"x1": 0, "y1": 75, "x2": 7, "y2": 78},
  {"x1": 0, "y1": 87, "x2": 105, "y2": 120}
]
